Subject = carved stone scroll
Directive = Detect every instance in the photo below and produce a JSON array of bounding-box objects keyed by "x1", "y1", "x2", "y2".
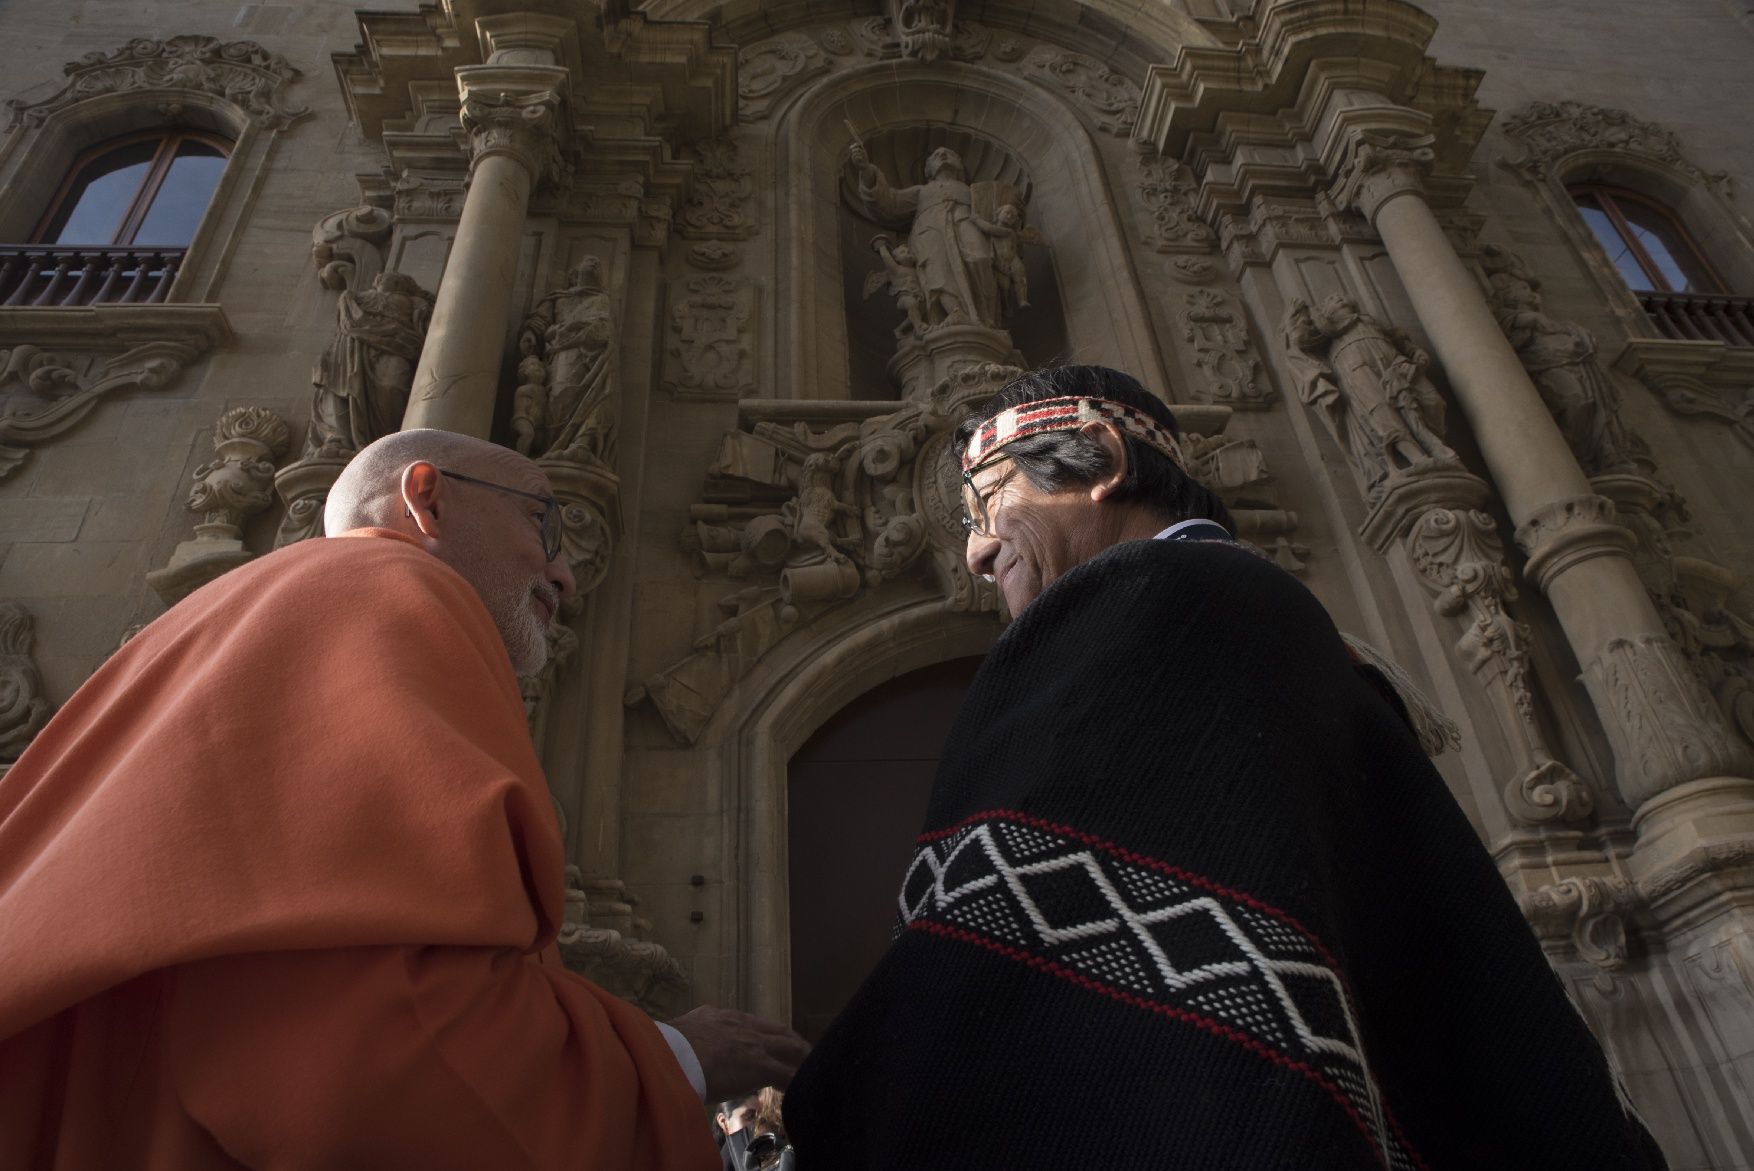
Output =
[
  {"x1": 7, "y1": 36, "x2": 308, "y2": 130},
  {"x1": 0, "y1": 603, "x2": 52, "y2": 772},
  {"x1": 147, "y1": 406, "x2": 291, "y2": 604},
  {"x1": 884, "y1": 0, "x2": 955, "y2": 62},
  {"x1": 392, "y1": 173, "x2": 466, "y2": 221},
  {"x1": 662, "y1": 274, "x2": 755, "y2": 401},
  {"x1": 311, "y1": 205, "x2": 392, "y2": 292},
  {"x1": 1501, "y1": 100, "x2": 1727, "y2": 189},
  {"x1": 461, "y1": 88, "x2": 567, "y2": 187},
  {"x1": 738, "y1": 36, "x2": 829, "y2": 122},
  {"x1": 0, "y1": 340, "x2": 205, "y2": 482},
  {"x1": 1523, "y1": 877, "x2": 1642, "y2": 970},
  {"x1": 1023, "y1": 47, "x2": 1139, "y2": 135}
]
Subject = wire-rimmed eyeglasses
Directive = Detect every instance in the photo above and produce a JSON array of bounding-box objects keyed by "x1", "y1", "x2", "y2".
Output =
[
  {"x1": 437, "y1": 468, "x2": 563, "y2": 562},
  {"x1": 959, "y1": 454, "x2": 1015, "y2": 537}
]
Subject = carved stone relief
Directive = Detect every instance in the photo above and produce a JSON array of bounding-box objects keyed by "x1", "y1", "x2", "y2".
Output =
[
  {"x1": 147, "y1": 406, "x2": 291, "y2": 605},
  {"x1": 1178, "y1": 288, "x2": 1272, "y2": 409},
  {"x1": 883, "y1": 0, "x2": 955, "y2": 62},
  {"x1": 738, "y1": 35, "x2": 829, "y2": 122},
  {"x1": 1404, "y1": 507, "x2": 1595, "y2": 824},
  {"x1": 1523, "y1": 877, "x2": 1642, "y2": 970},
  {"x1": 1023, "y1": 47, "x2": 1139, "y2": 135},
  {"x1": 1615, "y1": 340, "x2": 1754, "y2": 455},
  {"x1": 630, "y1": 365, "x2": 1018, "y2": 743},
  {"x1": 514, "y1": 255, "x2": 617, "y2": 466},
  {"x1": 311, "y1": 205, "x2": 392, "y2": 292},
  {"x1": 1279, "y1": 295, "x2": 1458, "y2": 503},
  {"x1": 1481, "y1": 245, "x2": 1647, "y2": 476},
  {"x1": 1135, "y1": 157, "x2": 1216, "y2": 252},
  {"x1": 0, "y1": 340, "x2": 205, "y2": 482},
  {"x1": 1501, "y1": 100, "x2": 1728, "y2": 189},
  {"x1": 558, "y1": 865, "x2": 688, "y2": 1018},
  {"x1": 0, "y1": 603, "x2": 51, "y2": 773},
  {"x1": 461, "y1": 89, "x2": 568, "y2": 187},
  {"x1": 663, "y1": 274, "x2": 756, "y2": 401},
  {"x1": 686, "y1": 242, "x2": 740, "y2": 271},
  {"x1": 7, "y1": 35, "x2": 308, "y2": 130},
  {"x1": 677, "y1": 139, "x2": 756, "y2": 241},
  {"x1": 1584, "y1": 633, "x2": 1754, "y2": 808},
  {"x1": 276, "y1": 265, "x2": 434, "y2": 547},
  {"x1": 392, "y1": 172, "x2": 466, "y2": 221}
]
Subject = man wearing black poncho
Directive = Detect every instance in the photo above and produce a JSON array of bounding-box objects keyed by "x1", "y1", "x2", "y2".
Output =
[{"x1": 782, "y1": 366, "x2": 1665, "y2": 1169}]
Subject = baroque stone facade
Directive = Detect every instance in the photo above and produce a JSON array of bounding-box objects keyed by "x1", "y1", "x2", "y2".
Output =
[{"x1": 1, "y1": 1, "x2": 1753, "y2": 1164}]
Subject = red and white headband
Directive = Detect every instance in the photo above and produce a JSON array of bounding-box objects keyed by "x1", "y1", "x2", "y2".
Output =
[{"x1": 961, "y1": 396, "x2": 1189, "y2": 474}]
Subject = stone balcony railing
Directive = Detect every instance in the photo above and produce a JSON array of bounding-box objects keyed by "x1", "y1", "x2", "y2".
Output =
[
  {"x1": 0, "y1": 246, "x2": 183, "y2": 308},
  {"x1": 1638, "y1": 290, "x2": 1754, "y2": 347}
]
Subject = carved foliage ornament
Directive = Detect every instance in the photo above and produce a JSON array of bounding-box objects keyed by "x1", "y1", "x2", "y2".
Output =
[
  {"x1": 1331, "y1": 132, "x2": 1435, "y2": 220},
  {"x1": 1135, "y1": 157, "x2": 1215, "y2": 251},
  {"x1": 1178, "y1": 288, "x2": 1270, "y2": 409},
  {"x1": 1501, "y1": 100, "x2": 1725, "y2": 188},
  {"x1": 663, "y1": 274, "x2": 755, "y2": 400},
  {"x1": 738, "y1": 36, "x2": 828, "y2": 122},
  {"x1": 1522, "y1": 877, "x2": 1641, "y2": 971},
  {"x1": 0, "y1": 342, "x2": 198, "y2": 482},
  {"x1": 1024, "y1": 47, "x2": 1139, "y2": 135},
  {"x1": 0, "y1": 603, "x2": 51, "y2": 767},
  {"x1": 678, "y1": 139, "x2": 756, "y2": 241},
  {"x1": 461, "y1": 90, "x2": 567, "y2": 186},
  {"x1": 1586, "y1": 633, "x2": 1754, "y2": 808},
  {"x1": 311, "y1": 205, "x2": 391, "y2": 292},
  {"x1": 8, "y1": 36, "x2": 308, "y2": 130}
]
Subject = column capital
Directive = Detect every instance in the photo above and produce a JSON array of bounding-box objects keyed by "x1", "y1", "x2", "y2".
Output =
[
  {"x1": 1330, "y1": 130, "x2": 1436, "y2": 222},
  {"x1": 1512, "y1": 493, "x2": 1636, "y2": 591},
  {"x1": 457, "y1": 65, "x2": 570, "y2": 185}
]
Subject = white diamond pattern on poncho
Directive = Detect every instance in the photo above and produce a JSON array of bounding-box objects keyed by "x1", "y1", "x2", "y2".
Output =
[{"x1": 900, "y1": 816, "x2": 1415, "y2": 1171}]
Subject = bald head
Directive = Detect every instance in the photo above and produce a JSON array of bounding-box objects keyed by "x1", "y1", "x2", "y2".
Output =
[
  {"x1": 323, "y1": 429, "x2": 575, "y2": 676},
  {"x1": 325, "y1": 429, "x2": 539, "y2": 536}
]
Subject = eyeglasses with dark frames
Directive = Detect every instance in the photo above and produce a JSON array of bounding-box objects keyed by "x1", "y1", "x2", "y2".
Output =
[
  {"x1": 436, "y1": 468, "x2": 563, "y2": 562},
  {"x1": 959, "y1": 454, "x2": 1016, "y2": 537}
]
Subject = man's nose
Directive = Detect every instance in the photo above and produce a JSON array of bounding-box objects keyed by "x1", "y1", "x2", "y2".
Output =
[
  {"x1": 965, "y1": 531, "x2": 999, "y2": 577},
  {"x1": 549, "y1": 553, "x2": 577, "y2": 601}
]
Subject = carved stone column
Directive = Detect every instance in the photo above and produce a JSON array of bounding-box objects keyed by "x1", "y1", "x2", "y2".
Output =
[
  {"x1": 402, "y1": 66, "x2": 568, "y2": 436},
  {"x1": 1329, "y1": 126, "x2": 1754, "y2": 892}
]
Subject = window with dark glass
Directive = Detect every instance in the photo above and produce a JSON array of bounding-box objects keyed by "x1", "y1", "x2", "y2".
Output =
[
  {"x1": 0, "y1": 131, "x2": 231, "y2": 308},
  {"x1": 1569, "y1": 185, "x2": 1727, "y2": 294},
  {"x1": 36, "y1": 132, "x2": 230, "y2": 248}
]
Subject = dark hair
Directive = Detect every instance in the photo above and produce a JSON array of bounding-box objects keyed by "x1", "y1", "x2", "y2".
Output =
[{"x1": 952, "y1": 365, "x2": 1233, "y2": 531}]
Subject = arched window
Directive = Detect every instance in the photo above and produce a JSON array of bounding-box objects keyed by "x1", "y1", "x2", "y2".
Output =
[
  {"x1": 1569, "y1": 184, "x2": 1727, "y2": 294},
  {"x1": 1, "y1": 130, "x2": 231, "y2": 307},
  {"x1": 1569, "y1": 183, "x2": 1753, "y2": 345}
]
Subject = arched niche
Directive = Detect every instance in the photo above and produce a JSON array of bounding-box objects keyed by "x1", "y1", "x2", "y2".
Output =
[
  {"x1": 775, "y1": 62, "x2": 1165, "y2": 399},
  {"x1": 837, "y1": 123, "x2": 1071, "y2": 397},
  {"x1": 724, "y1": 594, "x2": 999, "y2": 1021}
]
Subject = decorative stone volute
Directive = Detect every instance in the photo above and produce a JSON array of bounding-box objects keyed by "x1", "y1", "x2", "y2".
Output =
[
  {"x1": 456, "y1": 68, "x2": 569, "y2": 185},
  {"x1": 1330, "y1": 130, "x2": 1437, "y2": 222}
]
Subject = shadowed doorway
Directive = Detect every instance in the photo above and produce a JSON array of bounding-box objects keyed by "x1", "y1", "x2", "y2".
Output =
[{"x1": 786, "y1": 655, "x2": 984, "y2": 1041}]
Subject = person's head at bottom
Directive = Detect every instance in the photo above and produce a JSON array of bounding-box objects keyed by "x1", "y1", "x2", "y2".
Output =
[
  {"x1": 955, "y1": 365, "x2": 1232, "y2": 616},
  {"x1": 716, "y1": 1093, "x2": 760, "y2": 1136},
  {"x1": 323, "y1": 428, "x2": 577, "y2": 676}
]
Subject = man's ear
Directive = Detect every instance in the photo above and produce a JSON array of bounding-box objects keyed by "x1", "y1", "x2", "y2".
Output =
[
  {"x1": 401, "y1": 461, "x2": 444, "y2": 537},
  {"x1": 1083, "y1": 421, "x2": 1129, "y2": 502}
]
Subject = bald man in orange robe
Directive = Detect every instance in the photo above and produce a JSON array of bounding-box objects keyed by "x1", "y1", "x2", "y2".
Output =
[{"x1": 0, "y1": 430, "x2": 806, "y2": 1169}]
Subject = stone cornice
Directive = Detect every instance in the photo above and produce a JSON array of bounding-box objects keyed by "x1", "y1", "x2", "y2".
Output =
[
  {"x1": 0, "y1": 303, "x2": 231, "y2": 351},
  {"x1": 1137, "y1": 0, "x2": 1446, "y2": 159}
]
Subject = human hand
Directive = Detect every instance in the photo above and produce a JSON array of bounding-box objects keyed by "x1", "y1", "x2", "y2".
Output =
[{"x1": 666, "y1": 1006, "x2": 810, "y2": 1102}]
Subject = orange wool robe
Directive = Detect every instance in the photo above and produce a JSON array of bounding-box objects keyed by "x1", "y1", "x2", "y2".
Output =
[{"x1": 0, "y1": 529, "x2": 718, "y2": 1171}]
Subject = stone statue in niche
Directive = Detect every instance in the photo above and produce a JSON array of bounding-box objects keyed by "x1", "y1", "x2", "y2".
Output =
[
  {"x1": 975, "y1": 202, "x2": 1039, "y2": 316},
  {"x1": 514, "y1": 255, "x2": 617, "y2": 465},
  {"x1": 1281, "y1": 295, "x2": 1458, "y2": 501},
  {"x1": 1481, "y1": 245, "x2": 1645, "y2": 477},
  {"x1": 304, "y1": 271, "x2": 434, "y2": 457},
  {"x1": 847, "y1": 142, "x2": 1002, "y2": 330}
]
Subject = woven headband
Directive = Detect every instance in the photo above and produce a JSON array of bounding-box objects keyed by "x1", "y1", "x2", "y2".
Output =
[{"x1": 961, "y1": 396, "x2": 1189, "y2": 474}]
